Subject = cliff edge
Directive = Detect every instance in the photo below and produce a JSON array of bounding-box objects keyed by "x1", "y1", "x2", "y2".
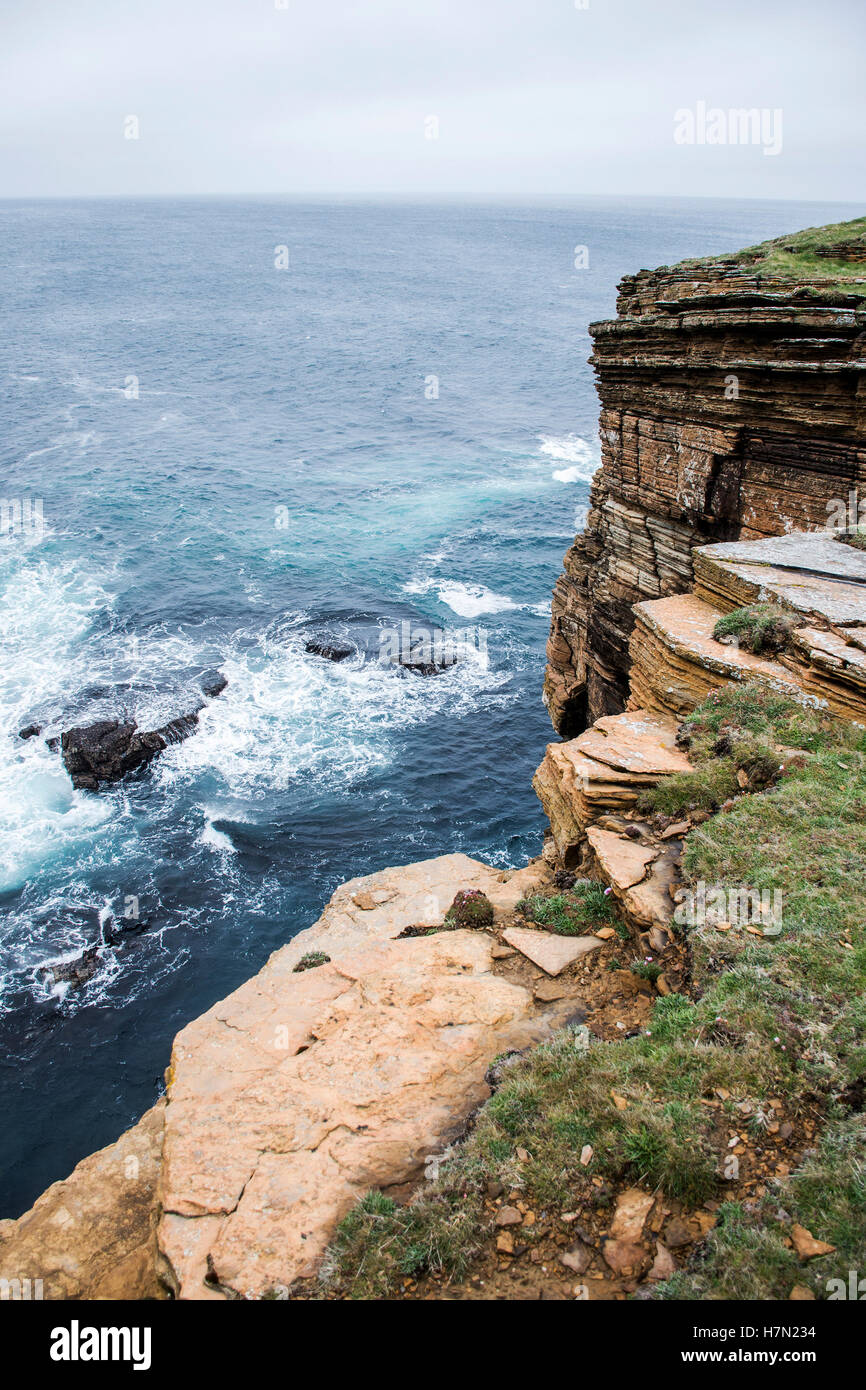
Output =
[{"x1": 545, "y1": 216, "x2": 866, "y2": 732}]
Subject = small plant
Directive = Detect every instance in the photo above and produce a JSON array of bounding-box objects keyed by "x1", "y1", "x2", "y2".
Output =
[
  {"x1": 518, "y1": 882, "x2": 616, "y2": 935},
  {"x1": 630, "y1": 957, "x2": 662, "y2": 983},
  {"x1": 293, "y1": 950, "x2": 331, "y2": 972},
  {"x1": 712, "y1": 604, "x2": 794, "y2": 656},
  {"x1": 444, "y1": 889, "x2": 494, "y2": 929}
]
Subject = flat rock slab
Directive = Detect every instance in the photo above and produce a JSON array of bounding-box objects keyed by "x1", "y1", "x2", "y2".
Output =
[
  {"x1": 699, "y1": 531, "x2": 866, "y2": 584},
  {"x1": 502, "y1": 926, "x2": 602, "y2": 976},
  {"x1": 586, "y1": 826, "x2": 657, "y2": 890},
  {"x1": 157, "y1": 854, "x2": 574, "y2": 1300},
  {"x1": 576, "y1": 711, "x2": 692, "y2": 776},
  {"x1": 621, "y1": 852, "x2": 679, "y2": 928},
  {"x1": 696, "y1": 533, "x2": 866, "y2": 628}
]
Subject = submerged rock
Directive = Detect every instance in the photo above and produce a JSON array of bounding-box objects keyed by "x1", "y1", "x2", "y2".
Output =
[
  {"x1": 395, "y1": 656, "x2": 457, "y2": 676},
  {"x1": 305, "y1": 640, "x2": 354, "y2": 662},
  {"x1": 38, "y1": 945, "x2": 103, "y2": 991},
  {"x1": 304, "y1": 636, "x2": 457, "y2": 674},
  {"x1": 201, "y1": 673, "x2": 228, "y2": 698}
]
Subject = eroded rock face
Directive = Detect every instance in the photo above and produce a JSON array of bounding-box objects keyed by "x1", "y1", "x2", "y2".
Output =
[
  {"x1": 533, "y1": 709, "x2": 690, "y2": 863},
  {"x1": 545, "y1": 255, "x2": 866, "y2": 732},
  {"x1": 0, "y1": 1104, "x2": 166, "y2": 1300},
  {"x1": 156, "y1": 853, "x2": 565, "y2": 1300}
]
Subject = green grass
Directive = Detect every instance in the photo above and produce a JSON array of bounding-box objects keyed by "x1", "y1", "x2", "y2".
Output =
[
  {"x1": 640, "y1": 759, "x2": 740, "y2": 816},
  {"x1": 518, "y1": 882, "x2": 617, "y2": 935},
  {"x1": 676, "y1": 215, "x2": 866, "y2": 297},
  {"x1": 660, "y1": 1120, "x2": 866, "y2": 1300},
  {"x1": 712, "y1": 603, "x2": 795, "y2": 655},
  {"x1": 639, "y1": 683, "x2": 863, "y2": 817},
  {"x1": 318, "y1": 684, "x2": 866, "y2": 1301}
]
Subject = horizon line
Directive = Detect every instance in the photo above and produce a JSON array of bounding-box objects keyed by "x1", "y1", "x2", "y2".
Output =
[{"x1": 0, "y1": 191, "x2": 863, "y2": 208}]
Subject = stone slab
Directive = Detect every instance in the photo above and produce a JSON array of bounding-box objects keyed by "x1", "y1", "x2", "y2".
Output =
[{"x1": 502, "y1": 926, "x2": 602, "y2": 976}]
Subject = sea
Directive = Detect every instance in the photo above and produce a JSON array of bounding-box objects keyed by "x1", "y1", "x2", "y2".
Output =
[{"x1": 0, "y1": 194, "x2": 858, "y2": 1215}]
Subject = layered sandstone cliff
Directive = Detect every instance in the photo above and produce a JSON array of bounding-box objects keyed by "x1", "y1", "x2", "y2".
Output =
[{"x1": 545, "y1": 224, "x2": 866, "y2": 732}]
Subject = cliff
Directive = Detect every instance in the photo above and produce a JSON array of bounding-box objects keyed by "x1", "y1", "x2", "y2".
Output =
[{"x1": 544, "y1": 217, "x2": 866, "y2": 732}]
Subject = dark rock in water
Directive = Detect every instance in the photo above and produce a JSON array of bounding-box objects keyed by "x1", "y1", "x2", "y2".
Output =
[
  {"x1": 397, "y1": 656, "x2": 457, "y2": 676},
  {"x1": 18, "y1": 723, "x2": 41, "y2": 740},
  {"x1": 59, "y1": 680, "x2": 227, "y2": 790},
  {"x1": 201, "y1": 673, "x2": 228, "y2": 698},
  {"x1": 305, "y1": 640, "x2": 354, "y2": 662},
  {"x1": 102, "y1": 914, "x2": 149, "y2": 946},
  {"x1": 62, "y1": 719, "x2": 141, "y2": 790},
  {"x1": 38, "y1": 945, "x2": 103, "y2": 991},
  {"x1": 62, "y1": 714, "x2": 200, "y2": 790}
]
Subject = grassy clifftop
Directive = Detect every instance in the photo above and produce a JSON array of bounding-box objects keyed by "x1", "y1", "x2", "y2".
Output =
[{"x1": 678, "y1": 214, "x2": 866, "y2": 296}]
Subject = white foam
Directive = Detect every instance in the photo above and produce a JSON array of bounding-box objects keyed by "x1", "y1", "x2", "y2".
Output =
[
  {"x1": 199, "y1": 812, "x2": 237, "y2": 855},
  {"x1": 0, "y1": 550, "x2": 116, "y2": 892},
  {"x1": 158, "y1": 623, "x2": 515, "y2": 799},
  {"x1": 403, "y1": 578, "x2": 518, "y2": 619},
  {"x1": 537, "y1": 433, "x2": 599, "y2": 482}
]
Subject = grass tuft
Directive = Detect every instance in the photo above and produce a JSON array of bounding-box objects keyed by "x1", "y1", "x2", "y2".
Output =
[
  {"x1": 518, "y1": 882, "x2": 617, "y2": 935},
  {"x1": 712, "y1": 603, "x2": 795, "y2": 655}
]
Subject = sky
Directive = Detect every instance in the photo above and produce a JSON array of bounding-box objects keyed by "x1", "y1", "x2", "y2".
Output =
[{"x1": 0, "y1": 0, "x2": 863, "y2": 200}]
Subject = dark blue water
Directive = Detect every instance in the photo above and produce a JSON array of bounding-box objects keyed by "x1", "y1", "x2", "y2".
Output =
[{"x1": 0, "y1": 195, "x2": 858, "y2": 1216}]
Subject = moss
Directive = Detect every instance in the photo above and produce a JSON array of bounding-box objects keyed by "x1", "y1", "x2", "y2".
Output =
[
  {"x1": 639, "y1": 759, "x2": 739, "y2": 816},
  {"x1": 444, "y1": 889, "x2": 494, "y2": 929}
]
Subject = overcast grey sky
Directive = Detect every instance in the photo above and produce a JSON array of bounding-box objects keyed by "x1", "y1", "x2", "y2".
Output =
[{"x1": 1, "y1": 0, "x2": 863, "y2": 200}]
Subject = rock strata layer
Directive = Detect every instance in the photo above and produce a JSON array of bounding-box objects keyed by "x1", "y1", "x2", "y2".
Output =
[{"x1": 545, "y1": 251, "x2": 866, "y2": 732}]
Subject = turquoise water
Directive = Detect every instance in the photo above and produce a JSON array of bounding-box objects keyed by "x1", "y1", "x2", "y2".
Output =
[{"x1": 0, "y1": 194, "x2": 857, "y2": 1215}]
